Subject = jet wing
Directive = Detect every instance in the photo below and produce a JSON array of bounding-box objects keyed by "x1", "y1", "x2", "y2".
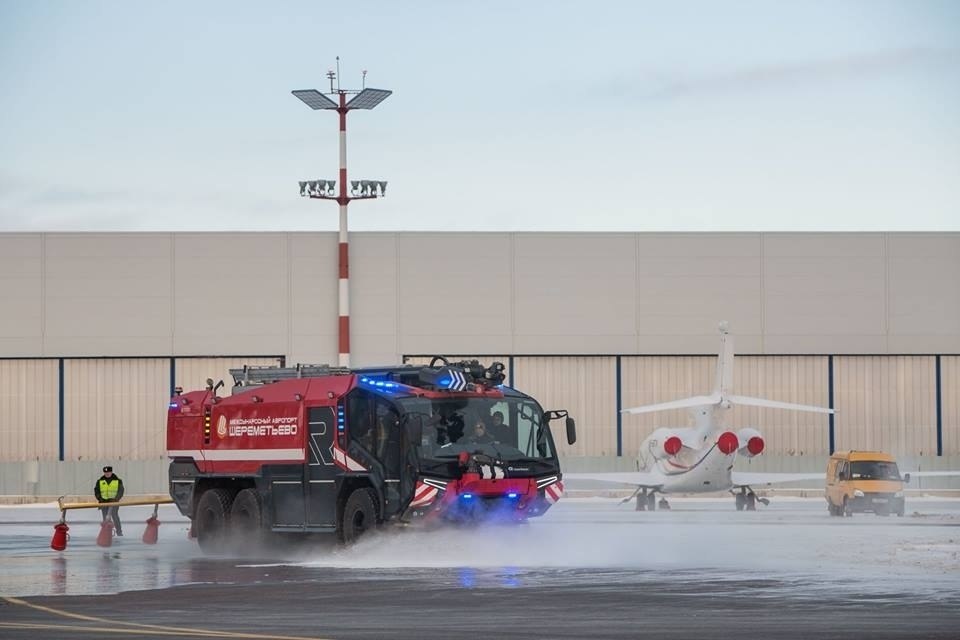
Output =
[
  {"x1": 731, "y1": 471, "x2": 826, "y2": 487},
  {"x1": 563, "y1": 472, "x2": 661, "y2": 488}
]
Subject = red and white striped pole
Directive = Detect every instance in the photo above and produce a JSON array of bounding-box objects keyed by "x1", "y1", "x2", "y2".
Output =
[
  {"x1": 293, "y1": 70, "x2": 390, "y2": 370},
  {"x1": 337, "y1": 93, "x2": 351, "y2": 368}
]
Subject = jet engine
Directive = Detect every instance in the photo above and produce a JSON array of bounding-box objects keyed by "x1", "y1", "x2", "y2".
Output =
[
  {"x1": 662, "y1": 435, "x2": 683, "y2": 457},
  {"x1": 717, "y1": 431, "x2": 739, "y2": 455},
  {"x1": 736, "y1": 428, "x2": 765, "y2": 458},
  {"x1": 643, "y1": 429, "x2": 686, "y2": 463}
]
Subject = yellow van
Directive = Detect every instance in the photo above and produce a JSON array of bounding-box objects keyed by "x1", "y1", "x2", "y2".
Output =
[{"x1": 825, "y1": 451, "x2": 908, "y2": 517}]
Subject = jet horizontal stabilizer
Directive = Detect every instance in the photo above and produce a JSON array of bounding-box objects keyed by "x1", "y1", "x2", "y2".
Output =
[
  {"x1": 727, "y1": 394, "x2": 835, "y2": 414},
  {"x1": 621, "y1": 394, "x2": 722, "y2": 415}
]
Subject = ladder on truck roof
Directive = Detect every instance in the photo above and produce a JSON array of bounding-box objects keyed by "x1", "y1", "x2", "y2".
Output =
[
  {"x1": 229, "y1": 363, "x2": 352, "y2": 388},
  {"x1": 229, "y1": 357, "x2": 506, "y2": 392}
]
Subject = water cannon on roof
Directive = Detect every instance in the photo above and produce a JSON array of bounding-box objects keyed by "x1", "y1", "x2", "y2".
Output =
[{"x1": 418, "y1": 357, "x2": 506, "y2": 391}]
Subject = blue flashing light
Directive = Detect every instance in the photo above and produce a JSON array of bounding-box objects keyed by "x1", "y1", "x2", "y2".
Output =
[
  {"x1": 168, "y1": 403, "x2": 178, "y2": 409},
  {"x1": 461, "y1": 493, "x2": 474, "y2": 500},
  {"x1": 359, "y1": 376, "x2": 402, "y2": 394},
  {"x1": 438, "y1": 377, "x2": 452, "y2": 387},
  {"x1": 507, "y1": 492, "x2": 519, "y2": 499}
]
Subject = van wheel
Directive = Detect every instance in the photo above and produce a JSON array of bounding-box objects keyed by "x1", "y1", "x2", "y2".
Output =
[
  {"x1": 338, "y1": 488, "x2": 378, "y2": 544},
  {"x1": 827, "y1": 501, "x2": 838, "y2": 516},
  {"x1": 195, "y1": 488, "x2": 233, "y2": 554},
  {"x1": 735, "y1": 493, "x2": 746, "y2": 511}
]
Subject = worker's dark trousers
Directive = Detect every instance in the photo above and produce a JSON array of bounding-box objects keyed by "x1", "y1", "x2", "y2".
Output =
[{"x1": 100, "y1": 505, "x2": 122, "y2": 534}]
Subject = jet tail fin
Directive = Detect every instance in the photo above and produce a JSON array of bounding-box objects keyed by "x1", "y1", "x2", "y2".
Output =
[{"x1": 727, "y1": 394, "x2": 835, "y2": 414}]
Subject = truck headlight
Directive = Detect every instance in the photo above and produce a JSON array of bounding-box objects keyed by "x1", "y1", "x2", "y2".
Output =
[{"x1": 853, "y1": 489, "x2": 865, "y2": 498}]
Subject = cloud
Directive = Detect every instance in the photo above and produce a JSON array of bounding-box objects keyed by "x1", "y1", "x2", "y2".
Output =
[{"x1": 599, "y1": 47, "x2": 960, "y2": 102}]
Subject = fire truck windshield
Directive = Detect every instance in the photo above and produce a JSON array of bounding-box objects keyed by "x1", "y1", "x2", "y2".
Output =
[{"x1": 397, "y1": 396, "x2": 556, "y2": 461}]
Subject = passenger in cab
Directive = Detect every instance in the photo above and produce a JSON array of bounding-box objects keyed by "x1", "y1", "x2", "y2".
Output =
[{"x1": 466, "y1": 418, "x2": 495, "y2": 445}]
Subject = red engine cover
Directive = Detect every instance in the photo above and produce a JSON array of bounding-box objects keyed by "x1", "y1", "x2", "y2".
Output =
[
  {"x1": 663, "y1": 436, "x2": 683, "y2": 456},
  {"x1": 717, "y1": 431, "x2": 739, "y2": 455},
  {"x1": 747, "y1": 436, "x2": 765, "y2": 456}
]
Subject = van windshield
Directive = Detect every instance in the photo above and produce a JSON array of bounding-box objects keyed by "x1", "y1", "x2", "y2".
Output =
[{"x1": 850, "y1": 461, "x2": 901, "y2": 481}]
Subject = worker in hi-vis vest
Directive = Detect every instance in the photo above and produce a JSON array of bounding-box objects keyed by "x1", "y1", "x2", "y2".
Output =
[{"x1": 94, "y1": 465, "x2": 125, "y2": 536}]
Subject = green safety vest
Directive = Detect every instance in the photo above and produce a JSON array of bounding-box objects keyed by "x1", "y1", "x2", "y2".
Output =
[{"x1": 99, "y1": 478, "x2": 120, "y2": 501}]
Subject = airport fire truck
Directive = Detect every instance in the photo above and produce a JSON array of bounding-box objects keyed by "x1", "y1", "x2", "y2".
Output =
[{"x1": 167, "y1": 358, "x2": 576, "y2": 552}]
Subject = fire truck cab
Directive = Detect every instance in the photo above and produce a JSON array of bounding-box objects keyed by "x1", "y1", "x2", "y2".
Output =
[{"x1": 167, "y1": 358, "x2": 575, "y2": 552}]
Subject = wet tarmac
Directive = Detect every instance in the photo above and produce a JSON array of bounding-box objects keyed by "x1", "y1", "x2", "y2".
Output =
[{"x1": 1, "y1": 497, "x2": 959, "y2": 639}]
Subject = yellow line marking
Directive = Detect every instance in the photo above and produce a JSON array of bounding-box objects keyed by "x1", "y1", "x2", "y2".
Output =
[
  {"x1": 1, "y1": 597, "x2": 332, "y2": 640},
  {"x1": 0, "y1": 621, "x2": 224, "y2": 637}
]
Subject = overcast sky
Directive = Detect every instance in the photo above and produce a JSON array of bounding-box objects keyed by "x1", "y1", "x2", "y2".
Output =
[{"x1": 1, "y1": 1, "x2": 958, "y2": 232}]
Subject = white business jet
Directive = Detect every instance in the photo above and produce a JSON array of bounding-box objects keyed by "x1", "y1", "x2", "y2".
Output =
[{"x1": 566, "y1": 322, "x2": 835, "y2": 511}]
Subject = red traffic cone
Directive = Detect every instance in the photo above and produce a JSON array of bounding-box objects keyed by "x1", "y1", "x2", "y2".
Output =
[
  {"x1": 142, "y1": 516, "x2": 160, "y2": 545},
  {"x1": 51, "y1": 522, "x2": 70, "y2": 551},
  {"x1": 96, "y1": 519, "x2": 114, "y2": 547}
]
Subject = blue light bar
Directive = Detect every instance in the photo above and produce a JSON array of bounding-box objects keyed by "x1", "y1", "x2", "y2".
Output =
[
  {"x1": 168, "y1": 403, "x2": 178, "y2": 409},
  {"x1": 359, "y1": 376, "x2": 403, "y2": 393},
  {"x1": 507, "y1": 492, "x2": 519, "y2": 499},
  {"x1": 461, "y1": 493, "x2": 473, "y2": 500}
]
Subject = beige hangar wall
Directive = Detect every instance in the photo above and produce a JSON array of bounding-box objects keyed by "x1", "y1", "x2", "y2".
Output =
[{"x1": 0, "y1": 231, "x2": 958, "y2": 493}]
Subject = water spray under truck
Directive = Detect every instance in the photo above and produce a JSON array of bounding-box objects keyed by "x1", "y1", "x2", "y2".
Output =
[{"x1": 167, "y1": 358, "x2": 576, "y2": 551}]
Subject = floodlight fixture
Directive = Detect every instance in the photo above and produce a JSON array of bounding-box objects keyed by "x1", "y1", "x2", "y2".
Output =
[
  {"x1": 299, "y1": 181, "x2": 308, "y2": 196},
  {"x1": 345, "y1": 88, "x2": 392, "y2": 110},
  {"x1": 378, "y1": 181, "x2": 387, "y2": 196},
  {"x1": 351, "y1": 180, "x2": 360, "y2": 193},
  {"x1": 292, "y1": 89, "x2": 338, "y2": 110}
]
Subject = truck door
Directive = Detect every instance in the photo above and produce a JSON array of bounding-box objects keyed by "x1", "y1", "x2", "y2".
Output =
[{"x1": 306, "y1": 406, "x2": 338, "y2": 527}]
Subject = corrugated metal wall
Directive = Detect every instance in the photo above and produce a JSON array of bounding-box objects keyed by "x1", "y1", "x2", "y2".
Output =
[
  {"x1": 399, "y1": 354, "x2": 948, "y2": 459},
  {"x1": 2, "y1": 353, "x2": 952, "y2": 464},
  {"x1": 175, "y1": 356, "x2": 283, "y2": 395},
  {"x1": 942, "y1": 356, "x2": 960, "y2": 456},
  {"x1": 834, "y1": 356, "x2": 937, "y2": 455},
  {"x1": 513, "y1": 356, "x2": 617, "y2": 457},
  {"x1": 64, "y1": 359, "x2": 171, "y2": 460},
  {"x1": 0, "y1": 360, "x2": 59, "y2": 461},
  {"x1": 620, "y1": 356, "x2": 714, "y2": 458},
  {"x1": 728, "y1": 356, "x2": 831, "y2": 455}
]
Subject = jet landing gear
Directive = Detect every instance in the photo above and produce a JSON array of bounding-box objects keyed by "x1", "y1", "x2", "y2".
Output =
[
  {"x1": 733, "y1": 487, "x2": 769, "y2": 511},
  {"x1": 625, "y1": 487, "x2": 664, "y2": 511}
]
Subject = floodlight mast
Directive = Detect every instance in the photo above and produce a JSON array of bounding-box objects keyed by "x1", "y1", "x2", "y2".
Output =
[{"x1": 293, "y1": 63, "x2": 391, "y2": 368}]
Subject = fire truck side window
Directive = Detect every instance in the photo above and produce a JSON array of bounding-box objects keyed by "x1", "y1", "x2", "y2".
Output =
[
  {"x1": 374, "y1": 401, "x2": 402, "y2": 479},
  {"x1": 346, "y1": 391, "x2": 376, "y2": 452}
]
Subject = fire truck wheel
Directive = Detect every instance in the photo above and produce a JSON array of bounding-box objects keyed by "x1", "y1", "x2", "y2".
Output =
[
  {"x1": 339, "y1": 488, "x2": 378, "y2": 544},
  {"x1": 195, "y1": 488, "x2": 233, "y2": 554},
  {"x1": 230, "y1": 489, "x2": 264, "y2": 548}
]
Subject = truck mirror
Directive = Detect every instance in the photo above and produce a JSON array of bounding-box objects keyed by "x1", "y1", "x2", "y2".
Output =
[
  {"x1": 903, "y1": 473, "x2": 910, "y2": 484},
  {"x1": 565, "y1": 417, "x2": 577, "y2": 445}
]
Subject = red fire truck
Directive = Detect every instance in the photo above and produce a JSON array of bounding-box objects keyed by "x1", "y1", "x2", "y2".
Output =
[{"x1": 167, "y1": 358, "x2": 576, "y2": 552}]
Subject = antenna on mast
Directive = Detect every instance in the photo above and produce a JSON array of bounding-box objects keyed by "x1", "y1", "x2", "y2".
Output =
[
  {"x1": 336, "y1": 55, "x2": 341, "y2": 92},
  {"x1": 362, "y1": 69, "x2": 367, "y2": 89}
]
